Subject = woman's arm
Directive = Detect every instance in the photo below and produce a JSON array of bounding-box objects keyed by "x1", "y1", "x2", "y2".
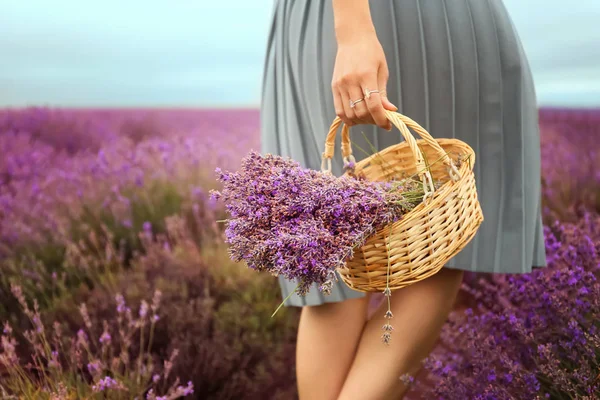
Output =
[
  {"x1": 332, "y1": 0, "x2": 376, "y2": 43},
  {"x1": 331, "y1": 0, "x2": 397, "y2": 130}
]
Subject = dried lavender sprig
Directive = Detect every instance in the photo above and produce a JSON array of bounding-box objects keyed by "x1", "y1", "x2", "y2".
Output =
[
  {"x1": 382, "y1": 222, "x2": 395, "y2": 346},
  {"x1": 211, "y1": 151, "x2": 421, "y2": 296}
]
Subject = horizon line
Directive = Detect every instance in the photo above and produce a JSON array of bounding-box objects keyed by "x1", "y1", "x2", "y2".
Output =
[{"x1": 1, "y1": 105, "x2": 599, "y2": 111}]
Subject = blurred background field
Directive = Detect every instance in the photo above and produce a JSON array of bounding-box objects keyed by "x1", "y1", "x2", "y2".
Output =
[
  {"x1": 1, "y1": 0, "x2": 600, "y2": 398},
  {"x1": 0, "y1": 106, "x2": 599, "y2": 399},
  {"x1": 0, "y1": 107, "x2": 298, "y2": 399}
]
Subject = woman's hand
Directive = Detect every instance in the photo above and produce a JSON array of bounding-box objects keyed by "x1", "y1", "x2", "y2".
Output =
[{"x1": 331, "y1": 32, "x2": 398, "y2": 130}]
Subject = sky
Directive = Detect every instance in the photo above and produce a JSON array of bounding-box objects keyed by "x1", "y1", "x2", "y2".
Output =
[{"x1": 1, "y1": 0, "x2": 599, "y2": 108}]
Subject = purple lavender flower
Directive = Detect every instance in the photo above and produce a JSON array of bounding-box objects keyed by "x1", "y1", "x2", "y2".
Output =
[
  {"x1": 211, "y1": 151, "x2": 422, "y2": 295},
  {"x1": 139, "y1": 300, "x2": 149, "y2": 319},
  {"x1": 92, "y1": 376, "x2": 124, "y2": 392},
  {"x1": 87, "y1": 360, "x2": 102, "y2": 376},
  {"x1": 32, "y1": 314, "x2": 44, "y2": 334},
  {"x1": 115, "y1": 294, "x2": 126, "y2": 314},
  {"x1": 99, "y1": 331, "x2": 111, "y2": 344},
  {"x1": 182, "y1": 381, "x2": 194, "y2": 396},
  {"x1": 421, "y1": 213, "x2": 600, "y2": 399},
  {"x1": 76, "y1": 329, "x2": 89, "y2": 349}
]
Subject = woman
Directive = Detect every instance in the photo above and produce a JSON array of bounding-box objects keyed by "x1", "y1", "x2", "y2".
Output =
[{"x1": 260, "y1": 0, "x2": 546, "y2": 398}]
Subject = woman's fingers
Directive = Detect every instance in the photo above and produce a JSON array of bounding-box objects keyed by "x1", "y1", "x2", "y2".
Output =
[
  {"x1": 340, "y1": 89, "x2": 360, "y2": 126},
  {"x1": 333, "y1": 89, "x2": 354, "y2": 127},
  {"x1": 333, "y1": 68, "x2": 398, "y2": 129},
  {"x1": 378, "y1": 64, "x2": 398, "y2": 112},
  {"x1": 362, "y1": 79, "x2": 391, "y2": 131},
  {"x1": 347, "y1": 86, "x2": 371, "y2": 125}
]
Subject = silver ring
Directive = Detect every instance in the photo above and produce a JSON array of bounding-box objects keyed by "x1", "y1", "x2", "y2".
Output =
[
  {"x1": 363, "y1": 88, "x2": 380, "y2": 99},
  {"x1": 349, "y1": 98, "x2": 364, "y2": 108}
]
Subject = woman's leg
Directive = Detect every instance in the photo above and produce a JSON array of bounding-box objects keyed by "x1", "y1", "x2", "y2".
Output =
[
  {"x1": 296, "y1": 295, "x2": 371, "y2": 400},
  {"x1": 337, "y1": 267, "x2": 464, "y2": 400}
]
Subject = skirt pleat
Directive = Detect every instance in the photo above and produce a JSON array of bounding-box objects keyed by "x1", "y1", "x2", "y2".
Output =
[{"x1": 260, "y1": 0, "x2": 547, "y2": 307}]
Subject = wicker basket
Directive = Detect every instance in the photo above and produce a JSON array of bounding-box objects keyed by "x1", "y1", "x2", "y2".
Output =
[{"x1": 321, "y1": 110, "x2": 484, "y2": 292}]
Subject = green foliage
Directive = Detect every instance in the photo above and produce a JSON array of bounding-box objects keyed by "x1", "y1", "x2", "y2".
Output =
[
  {"x1": 0, "y1": 179, "x2": 191, "y2": 321},
  {"x1": 43, "y1": 226, "x2": 299, "y2": 400}
]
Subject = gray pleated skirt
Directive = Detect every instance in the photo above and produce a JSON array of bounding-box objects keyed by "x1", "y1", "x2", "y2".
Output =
[{"x1": 260, "y1": 0, "x2": 547, "y2": 307}]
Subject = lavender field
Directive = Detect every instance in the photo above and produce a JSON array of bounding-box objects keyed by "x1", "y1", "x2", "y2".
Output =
[{"x1": 0, "y1": 107, "x2": 599, "y2": 399}]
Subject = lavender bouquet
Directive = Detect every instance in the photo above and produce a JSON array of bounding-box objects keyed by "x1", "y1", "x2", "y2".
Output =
[{"x1": 210, "y1": 151, "x2": 426, "y2": 306}]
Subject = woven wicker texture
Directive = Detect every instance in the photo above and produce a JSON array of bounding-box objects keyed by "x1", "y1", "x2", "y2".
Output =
[{"x1": 322, "y1": 110, "x2": 484, "y2": 292}]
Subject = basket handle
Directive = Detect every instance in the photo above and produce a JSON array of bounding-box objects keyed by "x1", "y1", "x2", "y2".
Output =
[{"x1": 321, "y1": 110, "x2": 461, "y2": 196}]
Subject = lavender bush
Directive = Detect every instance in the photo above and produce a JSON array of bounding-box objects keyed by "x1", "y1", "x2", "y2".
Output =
[
  {"x1": 0, "y1": 109, "x2": 250, "y2": 319},
  {"x1": 0, "y1": 108, "x2": 254, "y2": 253},
  {"x1": 1, "y1": 284, "x2": 194, "y2": 399},
  {"x1": 1, "y1": 108, "x2": 298, "y2": 399},
  {"x1": 0, "y1": 107, "x2": 110, "y2": 154},
  {"x1": 415, "y1": 213, "x2": 600, "y2": 399},
  {"x1": 539, "y1": 108, "x2": 600, "y2": 221},
  {"x1": 2, "y1": 107, "x2": 599, "y2": 399},
  {"x1": 45, "y1": 215, "x2": 299, "y2": 399}
]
